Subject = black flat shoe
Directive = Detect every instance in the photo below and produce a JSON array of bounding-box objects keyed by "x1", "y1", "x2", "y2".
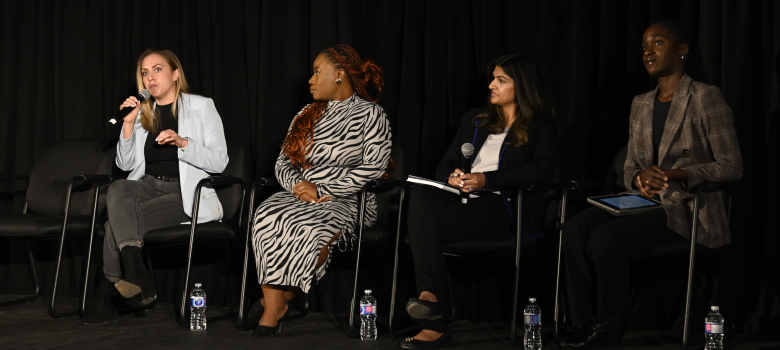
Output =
[
  {"x1": 406, "y1": 298, "x2": 445, "y2": 321},
  {"x1": 252, "y1": 302, "x2": 289, "y2": 338},
  {"x1": 79, "y1": 275, "x2": 119, "y2": 326},
  {"x1": 399, "y1": 330, "x2": 452, "y2": 349},
  {"x1": 560, "y1": 322, "x2": 609, "y2": 349}
]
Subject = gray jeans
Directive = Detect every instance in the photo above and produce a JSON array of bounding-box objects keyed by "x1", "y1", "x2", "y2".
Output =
[{"x1": 103, "y1": 176, "x2": 190, "y2": 282}]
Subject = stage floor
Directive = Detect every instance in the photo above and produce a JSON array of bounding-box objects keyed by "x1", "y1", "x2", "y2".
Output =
[{"x1": 0, "y1": 296, "x2": 778, "y2": 350}]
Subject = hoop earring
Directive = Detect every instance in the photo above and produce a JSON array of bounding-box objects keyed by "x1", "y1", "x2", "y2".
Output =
[{"x1": 336, "y1": 78, "x2": 342, "y2": 85}]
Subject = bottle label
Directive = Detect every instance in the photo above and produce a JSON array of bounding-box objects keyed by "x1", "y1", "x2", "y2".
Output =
[
  {"x1": 191, "y1": 296, "x2": 206, "y2": 307},
  {"x1": 524, "y1": 315, "x2": 540, "y2": 325},
  {"x1": 360, "y1": 305, "x2": 376, "y2": 315},
  {"x1": 705, "y1": 322, "x2": 723, "y2": 334}
]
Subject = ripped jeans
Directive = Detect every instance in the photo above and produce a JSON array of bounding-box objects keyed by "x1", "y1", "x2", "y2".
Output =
[{"x1": 102, "y1": 176, "x2": 190, "y2": 282}]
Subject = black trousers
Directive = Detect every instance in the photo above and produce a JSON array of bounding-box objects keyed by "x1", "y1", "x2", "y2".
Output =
[
  {"x1": 561, "y1": 206, "x2": 685, "y2": 326},
  {"x1": 406, "y1": 185, "x2": 512, "y2": 299}
]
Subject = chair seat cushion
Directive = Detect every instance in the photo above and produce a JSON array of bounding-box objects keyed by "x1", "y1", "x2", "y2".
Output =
[
  {"x1": 0, "y1": 213, "x2": 98, "y2": 240},
  {"x1": 441, "y1": 235, "x2": 538, "y2": 257},
  {"x1": 641, "y1": 241, "x2": 728, "y2": 263},
  {"x1": 143, "y1": 222, "x2": 237, "y2": 245}
]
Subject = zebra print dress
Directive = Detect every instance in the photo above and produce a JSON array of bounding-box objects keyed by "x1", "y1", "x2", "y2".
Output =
[{"x1": 251, "y1": 94, "x2": 392, "y2": 293}]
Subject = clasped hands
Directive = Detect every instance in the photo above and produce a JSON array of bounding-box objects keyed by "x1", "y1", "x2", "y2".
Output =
[
  {"x1": 448, "y1": 169, "x2": 486, "y2": 193},
  {"x1": 635, "y1": 165, "x2": 669, "y2": 200},
  {"x1": 293, "y1": 181, "x2": 331, "y2": 203}
]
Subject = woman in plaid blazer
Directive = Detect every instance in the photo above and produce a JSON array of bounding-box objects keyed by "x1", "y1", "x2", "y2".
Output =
[{"x1": 560, "y1": 20, "x2": 743, "y2": 349}]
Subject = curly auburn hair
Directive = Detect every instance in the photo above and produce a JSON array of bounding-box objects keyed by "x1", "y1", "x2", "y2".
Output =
[{"x1": 282, "y1": 44, "x2": 390, "y2": 173}]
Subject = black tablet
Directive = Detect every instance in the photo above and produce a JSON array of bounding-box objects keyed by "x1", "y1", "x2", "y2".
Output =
[{"x1": 587, "y1": 194, "x2": 663, "y2": 216}]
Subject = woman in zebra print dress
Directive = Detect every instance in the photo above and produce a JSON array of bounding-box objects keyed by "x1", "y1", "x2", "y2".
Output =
[{"x1": 250, "y1": 44, "x2": 391, "y2": 337}]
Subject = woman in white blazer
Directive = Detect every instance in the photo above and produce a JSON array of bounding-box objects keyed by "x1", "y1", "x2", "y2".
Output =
[{"x1": 80, "y1": 49, "x2": 228, "y2": 325}]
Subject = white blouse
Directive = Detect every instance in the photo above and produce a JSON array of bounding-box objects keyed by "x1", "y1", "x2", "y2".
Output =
[{"x1": 471, "y1": 127, "x2": 510, "y2": 194}]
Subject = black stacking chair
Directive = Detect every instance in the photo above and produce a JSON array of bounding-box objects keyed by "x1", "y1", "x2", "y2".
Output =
[
  {"x1": 552, "y1": 146, "x2": 734, "y2": 350},
  {"x1": 641, "y1": 182, "x2": 733, "y2": 350},
  {"x1": 388, "y1": 180, "x2": 560, "y2": 347},
  {"x1": 234, "y1": 147, "x2": 407, "y2": 334},
  {"x1": 0, "y1": 139, "x2": 113, "y2": 318},
  {"x1": 85, "y1": 143, "x2": 249, "y2": 327}
]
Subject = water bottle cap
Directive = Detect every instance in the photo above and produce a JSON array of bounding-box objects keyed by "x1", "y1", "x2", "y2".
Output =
[
  {"x1": 195, "y1": 283, "x2": 202, "y2": 288},
  {"x1": 529, "y1": 298, "x2": 536, "y2": 302},
  {"x1": 365, "y1": 289, "x2": 372, "y2": 294},
  {"x1": 711, "y1": 305, "x2": 719, "y2": 311}
]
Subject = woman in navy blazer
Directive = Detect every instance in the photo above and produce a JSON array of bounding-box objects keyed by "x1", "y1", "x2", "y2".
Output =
[
  {"x1": 80, "y1": 49, "x2": 228, "y2": 325},
  {"x1": 401, "y1": 53, "x2": 558, "y2": 349}
]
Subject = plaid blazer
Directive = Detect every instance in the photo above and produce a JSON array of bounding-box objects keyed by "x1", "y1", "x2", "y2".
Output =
[{"x1": 623, "y1": 74, "x2": 743, "y2": 248}]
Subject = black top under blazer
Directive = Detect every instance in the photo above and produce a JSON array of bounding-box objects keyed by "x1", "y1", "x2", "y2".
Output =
[{"x1": 436, "y1": 108, "x2": 559, "y2": 220}]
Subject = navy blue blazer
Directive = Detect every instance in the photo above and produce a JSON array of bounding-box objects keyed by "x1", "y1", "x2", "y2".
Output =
[{"x1": 435, "y1": 108, "x2": 559, "y2": 219}]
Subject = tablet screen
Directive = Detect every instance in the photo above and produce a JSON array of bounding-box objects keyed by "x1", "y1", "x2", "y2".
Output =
[{"x1": 591, "y1": 194, "x2": 661, "y2": 210}]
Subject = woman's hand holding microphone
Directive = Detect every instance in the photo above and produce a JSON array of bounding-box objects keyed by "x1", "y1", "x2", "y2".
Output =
[
  {"x1": 118, "y1": 96, "x2": 188, "y2": 149},
  {"x1": 448, "y1": 168, "x2": 486, "y2": 193}
]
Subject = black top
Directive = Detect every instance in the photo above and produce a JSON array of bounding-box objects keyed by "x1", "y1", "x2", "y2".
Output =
[
  {"x1": 436, "y1": 108, "x2": 559, "y2": 218},
  {"x1": 652, "y1": 97, "x2": 672, "y2": 165},
  {"x1": 144, "y1": 103, "x2": 180, "y2": 177}
]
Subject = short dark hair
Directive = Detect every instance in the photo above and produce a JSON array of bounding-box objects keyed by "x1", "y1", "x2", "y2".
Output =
[{"x1": 651, "y1": 19, "x2": 708, "y2": 83}]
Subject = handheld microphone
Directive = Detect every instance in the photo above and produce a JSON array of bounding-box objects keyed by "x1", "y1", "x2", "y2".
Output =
[
  {"x1": 460, "y1": 143, "x2": 474, "y2": 204},
  {"x1": 108, "y1": 89, "x2": 151, "y2": 125}
]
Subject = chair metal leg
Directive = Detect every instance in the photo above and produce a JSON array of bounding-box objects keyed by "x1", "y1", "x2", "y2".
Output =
[
  {"x1": 554, "y1": 183, "x2": 572, "y2": 342},
  {"x1": 0, "y1": 241, "x2": 40, "y2": 307},
  {"x1": 49, "y1": 178, "x2": 82, "y2": 318},
  {"x1": 388, "y1": 185, "x2": 405, "y2": 338},
  {"x1": 80, "y1": 182, "x2": 106, "y2": 317},
  {"x1": 446, "y1": 272, "x2": 456, "y2": 322},
  {"x1": 682, "y1": 188, "x2": 702, "y2": 350},
  {"x1": 235, "y1": 182, "x2": 258, "y2": 330},
  {"x1": 510, "y1": 188, "x2": 525, "y2": 348},
  {"x1": 348, "y1": 189, "x2": 368, "y2": 334}
]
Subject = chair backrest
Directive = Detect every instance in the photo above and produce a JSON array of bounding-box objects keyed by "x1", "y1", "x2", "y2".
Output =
[
  {"x1": 214, "y1": 143, "x2": 250, "y2": 222},
  {"x1": 26, "y1": 139, "x2": 115, "y2": 216},
  {"x1": 604, "y1": 146, "x2": 628, "y2": 194},
  {"x1": 374, "y1": 146, "x2": 406, "y2": 226}
]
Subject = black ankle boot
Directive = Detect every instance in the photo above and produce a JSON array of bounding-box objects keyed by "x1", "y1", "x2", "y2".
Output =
[
  {"x1": 79, "y1": 275, "x2": 119, "y2": 325},
  {"x1": 115, "y1": 246, "x2": 154, "y2": 304},
  {"x1": 560, "y1": 322, "x2": 609, "y2": 349}
]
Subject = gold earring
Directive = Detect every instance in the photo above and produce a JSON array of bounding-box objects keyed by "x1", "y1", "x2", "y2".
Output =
[{"x1": 336, "y1": 78, "x2": 342, "y2": 85}]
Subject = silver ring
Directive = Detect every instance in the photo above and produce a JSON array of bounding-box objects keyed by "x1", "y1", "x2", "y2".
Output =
[{"x1": 645, "y1": 180, "x2": 648, "y2": 184}]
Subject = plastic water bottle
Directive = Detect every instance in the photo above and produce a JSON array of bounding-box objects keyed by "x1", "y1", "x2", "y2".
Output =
[
  {"x1": 190, "y1": 283, "x2": 206, "y2": 331},
  {"x1": 704, "y1": 305, "x2": 724, "y2": 349},
  {"x1": 523, "y1": 298, "x2": 542, "y2": 350},
  {"x1": 359, "y1": 289, "x2": 377, "y2": 340}
]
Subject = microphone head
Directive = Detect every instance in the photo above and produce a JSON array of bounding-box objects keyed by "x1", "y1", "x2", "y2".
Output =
[
  {"x1": 138, "y1": 89, "x2": 151, "y2": 102},
  {"x1": 461, "y1": 143, "x2": 474, "y2": 157}
]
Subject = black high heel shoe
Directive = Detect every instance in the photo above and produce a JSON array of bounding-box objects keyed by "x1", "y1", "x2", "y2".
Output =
[
  {"x1": 79, "y1": 275, "x2": 119, "y2": 325},
  {"x1": 560, "y1": 322, "x2": 609, "y2": 349},
  {"x1": 252, "y1": 302, "x2": 290, "y2": 338}
]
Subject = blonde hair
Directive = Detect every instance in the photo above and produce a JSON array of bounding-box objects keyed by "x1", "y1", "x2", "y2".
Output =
[{"x1": 135, "y1": 49, "x2": 189, "y2": 132}]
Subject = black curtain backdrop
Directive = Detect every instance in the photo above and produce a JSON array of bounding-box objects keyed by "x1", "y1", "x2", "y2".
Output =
[{"x1": 0, "y1": 0, "x2": 778, "y2": 335}]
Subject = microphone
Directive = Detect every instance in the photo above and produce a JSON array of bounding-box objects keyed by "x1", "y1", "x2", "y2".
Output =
[
  {"x1": 460, "y1": 143, "x2": 474, "y2": 204},
  {"x1": 108, "y1": 89, "x2": 151, "y2": 125}
]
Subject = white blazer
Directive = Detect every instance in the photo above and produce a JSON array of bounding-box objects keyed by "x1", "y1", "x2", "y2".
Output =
[{"x1": 115, "y1": 93, "x2": 229, "y2": 223}]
